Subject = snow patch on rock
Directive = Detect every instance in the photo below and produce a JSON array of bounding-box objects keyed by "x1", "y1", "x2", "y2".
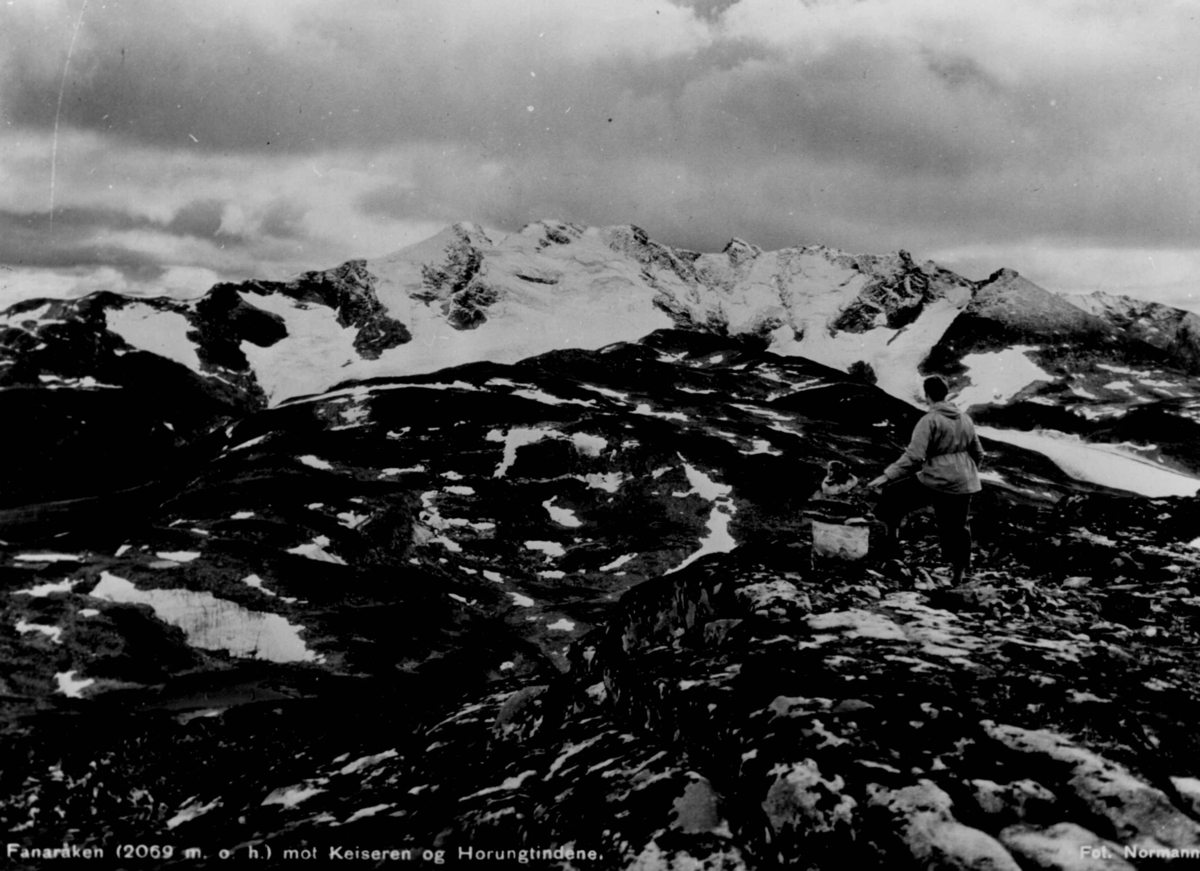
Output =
[
  {"x1": 525, "y1": 541, "x2": 566, "y2": 559},
  {"x1": 15, "y1": 579, "x2": 80, "y2": 597},
  {"x1": 104, "y1": 305, "x2": 202, "y2": 373},
  {"x1": 13, "y1": 553, "x2": 82, "y2": 563},
  {"x1": 286, "y1": 536, "x2": 347, "y2": 565},
  {"x1": 600, "y1": 553, "x2": 637, "y2": 572},
  {"x1": 956, "y1": 346, "x2": 1052, "y2": 409},
  {"x1": 978, "y1": 427, "x2": 1200, "y2": 498},
  {"x1": 156, "y1": 551, "x2": 201, "y2": 563},
  {"x1": 668, "y1": 459, "x2": 737, "y2": 574},
  {"x1": 166, "y1": 798, "x2": 222, "y2": 830},
  {"x1": 90, "y1": 571, "x2": 322, "y2": 663},
  {"x1": 543, "y1": 497, "x2": 582, "y2": 527},
  {"x1": 16, "y1": 620, "x2": 63, "y2": 643},
  {"x1": 487, "y1": 427, "x2": 560, "y2": 477},
  {"x1": 55, "y1": 670, "x2": 94, "y2": 698},
  {"x1": 262, "y1": 782, "x2": 327, "y2": 808}
]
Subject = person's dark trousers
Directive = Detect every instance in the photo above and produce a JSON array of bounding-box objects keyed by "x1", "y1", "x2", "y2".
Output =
[{"x1": 873, "y1": 477, "x2": 973, "y2": 572}]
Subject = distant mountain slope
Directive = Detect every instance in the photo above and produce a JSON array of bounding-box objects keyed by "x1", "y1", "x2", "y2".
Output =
[
  {"x1": 10, "y1": 222, "x2": 1200, "y2": 410},
  {"x1": 4, "y1": 329, "x2": 1200, "y2": 863},
  {"x1": 6, "y1": 220, "x2": 1200, "y2": 504},
  {"x1": 1065, "y1": 290, "x2": 1200, "y2": 371},
  {"x1": 5, "y1": 226, "x2": 1200, "y2": 866}
]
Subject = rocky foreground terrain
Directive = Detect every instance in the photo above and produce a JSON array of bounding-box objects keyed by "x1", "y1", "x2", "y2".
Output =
[{"x1": 3, "y1": 223, "x2": 1200, "y2": 868}]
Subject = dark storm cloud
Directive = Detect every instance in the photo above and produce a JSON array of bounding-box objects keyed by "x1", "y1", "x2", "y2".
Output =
[
  {"x1": 9, "y1": 0, "x2": 976, "y2": 175},
  {"x1": 0, "y1": 201, "x2": 250, "y2": 246},
  {"x1": 0, "y1": 200, "x2": 256, "y2": 279},
  {"x1": 2, "y1": 0, "x2": 1198, "y2": 302},
  {"x1": 359, "y1": 147, "x2": 846, "y2": 254},
  {"x1": 2, "y1": 2, "x2": 1186, "y2": 197},
  {"x1": 4, "y1": 0, "x2": 682, "y2": 154},
  {"x1": 0, "y1": 206, "x2": 153, "y2": 237},
  {"x1": 348, "y1": 6, "x2": 1189, "y2": 255},
  {"x1": 667, "y1": 0, "x2": 743, "y2": 23},
  {"x1": 0, "y1": 208, "x2": 166, "y2": 281},
  {"x1": 4, "y1": 12, "x2": 351, "y2": 152}
]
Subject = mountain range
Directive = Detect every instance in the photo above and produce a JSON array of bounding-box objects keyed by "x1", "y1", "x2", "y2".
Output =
[{"x1": 2, "y1": 222, "x2": 1200, "y2": 869}]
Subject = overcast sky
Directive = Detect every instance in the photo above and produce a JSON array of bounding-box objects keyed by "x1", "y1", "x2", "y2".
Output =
[{"x1": 1, "y1": 0, "x2": 1197, "y2": 310}]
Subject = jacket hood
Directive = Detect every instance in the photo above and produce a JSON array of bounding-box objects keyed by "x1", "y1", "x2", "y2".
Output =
[{"x1": 931, "y1": 400, "x2": 962, "y2": 419}]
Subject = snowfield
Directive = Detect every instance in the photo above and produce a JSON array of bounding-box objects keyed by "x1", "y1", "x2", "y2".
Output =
[
  {"x1": 221, "y1": 226, "x2": 985, "y2": 406},
  {"x1": 955, "y1": 346, "x2": 1052, "y2": 409},
  {"x1": 90, "y1": 571, "x2": 323, "y2": 663},
  {"x1": 978, "y1": 427, "x2": 1200, "y2": 498},
  {"x1": 104, "y1": 304, "x2": 203, "y2": 373},
  {"x1": 769, "y1": 291, "x2": 971, "y2": 404}
]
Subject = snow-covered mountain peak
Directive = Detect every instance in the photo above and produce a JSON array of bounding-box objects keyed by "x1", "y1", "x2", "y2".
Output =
[
  {"x1": 250, "y1": 221, "x2": 984, "y2": 404},
  {"x1": 9, "y1": 221, "x2": 1200, "y2": 416},
  {"x1": 721, "y1": 237, "x2": 763, "y2": 266},
  {"x1": 383, "y1": 220, "x2": 496, "y2": 260},
  {"x1": 0, "y1": 224, "x2": 1078, "y2": 407}
]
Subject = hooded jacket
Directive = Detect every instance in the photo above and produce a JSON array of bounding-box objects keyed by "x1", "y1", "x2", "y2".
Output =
[{"x1": 883, "y1": 400, "x2": 984, "y2": 494}]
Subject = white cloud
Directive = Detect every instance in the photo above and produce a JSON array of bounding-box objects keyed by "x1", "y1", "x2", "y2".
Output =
[{"x1": 0, "y1": 264, "x2": 219, "y2": 307}]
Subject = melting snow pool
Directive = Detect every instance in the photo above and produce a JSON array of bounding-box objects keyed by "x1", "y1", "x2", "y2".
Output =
[{"x1": 90, "y1": 572, "x2": 323, "y2": 663}]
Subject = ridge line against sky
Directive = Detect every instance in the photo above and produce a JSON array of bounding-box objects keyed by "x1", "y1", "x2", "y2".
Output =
[{"x1": 0, "y1": 0, "x2": 1197, "y2": 311}]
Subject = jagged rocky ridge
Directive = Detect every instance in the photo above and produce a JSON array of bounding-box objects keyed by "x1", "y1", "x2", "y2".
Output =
[
  {"x1": 3, "y1": 224, "x2": 1200, "y2": 868},
  {"x1": 1068, "y1": 291, "x2": 1200, "y2": 374},
  {"x1": 6, "y1": 221, "x2": 1200, "y2": 504}
]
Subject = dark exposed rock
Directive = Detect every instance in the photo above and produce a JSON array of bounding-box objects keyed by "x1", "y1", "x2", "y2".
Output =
[
  {"x1": 971, "y1": 269, "x2": 1110, "y2": 337},
  {"x1": 1072, "y1": 291, "x2": 1200, "y2": 375},
  {"x1": 4, "y1": 223, "x2": 1200, "y2": 867},
  {"x1": 0, "y1": 291, "x2": 262, "y2": 506},
  {"x1": 847, "y1": 359, "x2": 877, "y2": 384},
  {"x1": 525, "y1": 219, "x2": 586, "y2": 249},
  {"x1": 247, "y1": 260, "x2": 412, "y2": 358},
  {"x1": 515, "y1": 272, "x2": 559, "y2": 285},
  {"x1": 446, "y1": 280, "x2": 501, "y2": 330},
  {"x1": 723, "y1": 237, "x2": 763, "y2": 268},
  {"x1": 832, "y1": 251, "x2": 938, "y2": 333},
  {"x1": 193, "y1": 283, "x2": 288, "y2": 370}
]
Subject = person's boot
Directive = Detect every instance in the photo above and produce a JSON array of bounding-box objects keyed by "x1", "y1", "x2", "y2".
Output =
[{"x1": 950, "y1": 564, "x2": 965, "y2": 586}]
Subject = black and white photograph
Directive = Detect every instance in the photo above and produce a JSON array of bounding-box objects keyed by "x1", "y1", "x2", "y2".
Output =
[{"x1": 2, "y1": 1, "x2": 1200, "y2": 867}]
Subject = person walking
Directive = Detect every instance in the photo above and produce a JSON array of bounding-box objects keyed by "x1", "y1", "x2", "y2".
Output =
[{"x1": 865, "y1": 376, "x2": 985, "y2": 585}]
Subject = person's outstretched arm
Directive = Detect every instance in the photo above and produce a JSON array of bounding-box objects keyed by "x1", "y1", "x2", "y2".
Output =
[{"x1": 867, "y1": 416, "x2": 932, "y2": 488}]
